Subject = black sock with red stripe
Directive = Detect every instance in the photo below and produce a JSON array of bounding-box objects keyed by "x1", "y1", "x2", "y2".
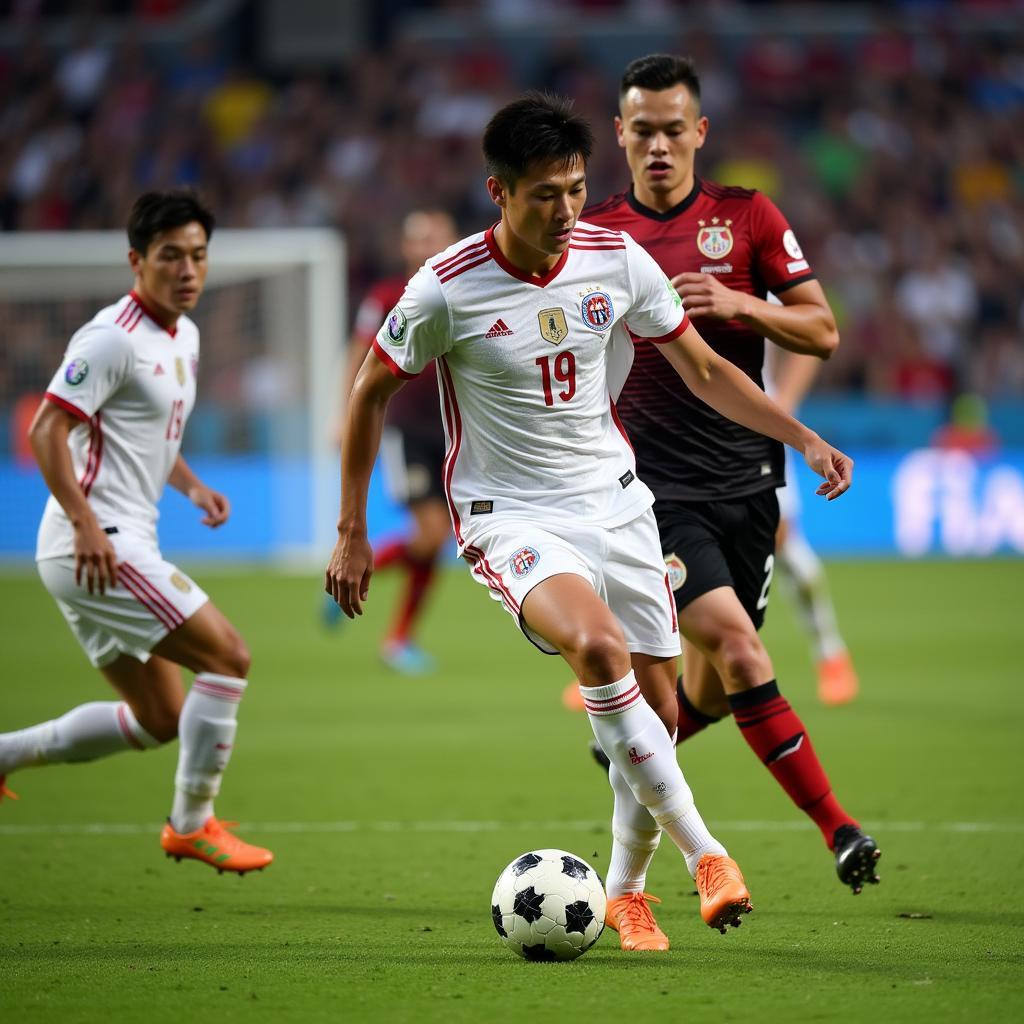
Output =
[
  {"x1": 728, "y1": 680, "x2": 857, "y2": 849},
  {"x1": 675, "y1": 677, "x2": 721, "y2": 744}
]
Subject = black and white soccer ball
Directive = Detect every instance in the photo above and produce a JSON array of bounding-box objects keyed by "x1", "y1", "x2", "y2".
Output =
[{"x1": 491, "y1": 848, "x2": 606, "y2": 962}]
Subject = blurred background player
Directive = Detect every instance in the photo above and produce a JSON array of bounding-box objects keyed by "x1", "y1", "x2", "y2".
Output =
[
  {"x1": 325, "y1": 210, "x2": 459, "y2": 675},
  {"x1": 0, "y1": 189, "x2": 272, "y2": 876},
  {"x1": 579, "y1": 54, "x2": 879, "y2": 894},
  {"x1": 766, "y1": 342, "x2": 859, "y2": 706}
]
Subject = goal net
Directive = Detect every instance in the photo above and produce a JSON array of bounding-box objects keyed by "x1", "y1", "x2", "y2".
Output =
[{"x1": 0, "y1": 229, "x2": 345, "y2": 566}]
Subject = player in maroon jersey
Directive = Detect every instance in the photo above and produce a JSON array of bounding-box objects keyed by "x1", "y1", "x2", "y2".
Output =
[
  {"x1": 581, "y1": 54, "x2": 880, "y2": 903},
  {"x1": 327, "y1": 210, "x2": 458, "y2": 674}
]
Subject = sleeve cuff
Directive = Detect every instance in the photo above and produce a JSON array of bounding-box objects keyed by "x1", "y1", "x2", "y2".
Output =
[
  {"x1": 769, "y1": 273, "x2": 816, "y2": 294},
  {"x1": 635, "y1": 314, "x2": 689, "y2": 345},
  {"x1": 44, "y1": 391, "x2": 90, "y2": 421},
  {"x1": 371, "y1": 339, "x2": 419, "y2": 380}
]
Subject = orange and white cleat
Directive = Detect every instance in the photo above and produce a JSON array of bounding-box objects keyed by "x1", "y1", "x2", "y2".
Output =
[
  {"x1": 817, "y1": 651, "x2": 860, "y2": 706},
  {"x1": 0, "y1": 775, "x2": 18, "y2": 803},
  {"x1": 561, "y1": 680, "x2": 586, "y2": 712},
  {"x1": 160, "y1": 817, "x2": 273, "y2": 875},
  {"x1": 604, "y1": 892, "x2": 670, "y2": 951},
  {"x1": 695, "y1": 854, "x2": 752, "y2": 934}
]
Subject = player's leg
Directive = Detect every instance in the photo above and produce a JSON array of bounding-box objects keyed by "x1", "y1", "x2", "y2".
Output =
[
  {"x1": 381, "y1": 496, "x2": 450, "y2": 674},
  {"x1": 775, "y1": 516, "x2": 859, "y2": 705},
  {"x1": 677, "y1": 494, "x2": 879, "y2": 890}
]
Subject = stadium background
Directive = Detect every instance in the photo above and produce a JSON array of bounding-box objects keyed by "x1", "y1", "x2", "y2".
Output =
[{"x1": 1, "y1": 0, "x2": 1022, "y2": 562}]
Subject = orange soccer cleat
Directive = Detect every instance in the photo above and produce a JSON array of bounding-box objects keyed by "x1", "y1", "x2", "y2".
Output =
[
  {"x1": 604, "y1": 892, "x2": 670, "y2": 951},
  {"x1": 0, "y1": 775, "x2": 19, "y2": 803},
  {"x1": 695, "y1": 854, "x2": 753, "y2": 934},
  {"x1": 561, "y1": 680, "x2": 586, "y2": 712},
  {"x1": 817, "y1": 651, "x2": 860, "y2": 706},
  {"x1": 160, "y1": 817, "x2": 273, "y2": 875}
]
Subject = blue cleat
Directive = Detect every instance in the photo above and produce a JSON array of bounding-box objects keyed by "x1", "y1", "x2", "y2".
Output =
[
  {"x1": 381, "y1": 641, "x2": 436, "y2": 675},
  {"x1": 321, "y1": 593, "x2": 344, "y2": 628}
]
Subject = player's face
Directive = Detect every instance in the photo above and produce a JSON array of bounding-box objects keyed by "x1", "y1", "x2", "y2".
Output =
[
  {"x1": 489, "y1": 155, "x2": 587, "y2": 272},
  {"x1": 129, "y1": 220, "x2": 210, "y2": 321},
  {"x1": 616, "y1": 84, "x2": 707, "y2": 209},
  {"x1": 401, "y1": 211, "x2": 458, "y2": 272}
]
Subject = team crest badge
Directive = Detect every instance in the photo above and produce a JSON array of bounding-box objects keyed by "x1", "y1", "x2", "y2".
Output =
[
  {"x1": 537, "y1": 307, "x2": 568, "y2": 345},
  {"x1": 696, "y1": 219, "x2": 733, "y2": 259},
  {"x1": 580, "y1": 291, "x2": 613, "y2": 331},
  {"x1": 665, "y1": 553, "x2": 687, "y2": 591},
  {"x1": 509, "y1": 546, "x2": 540, "y2": 579},
  {"x1": 64, "y1": 358, "x2": 89, "y2": 386},
  {"x1": 175, "y1": 357, "x2": 185, "y2": 386},
  {"x1": 385, "y1": 306, "x2": 407, "y2": 346},
  {"x1": 169, "y1": 572, "x2": 193, "y2": 593}
]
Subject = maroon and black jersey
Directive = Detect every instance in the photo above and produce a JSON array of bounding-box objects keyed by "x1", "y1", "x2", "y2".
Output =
[
  {"x1": 352, "y1": 277, "x2": 441, "y2": 429},
  {"x1": 586, "y1": 179, "x2": 815, "y2": 501}
]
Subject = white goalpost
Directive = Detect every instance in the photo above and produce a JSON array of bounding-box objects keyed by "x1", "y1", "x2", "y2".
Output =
[{"x1": 0, "y1": 229, "x2": 346, "y2": 566}]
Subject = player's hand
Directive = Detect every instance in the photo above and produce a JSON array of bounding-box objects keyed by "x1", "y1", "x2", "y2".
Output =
[
  {"x1": 671, "y1": 272, "x2": 747, "y2": 321},
  {"x1": 189, "y1": 484, "x2": 230, "y2": 527},
  {"x1": 73, "y1": 517, "x2": 119, "y2": 595},
  {"x1": 324, "y1": 529, "x2": 374, "y2": 618},
  {"x1": 802, "y1": 434, "x2": 854, "y2": 501}
]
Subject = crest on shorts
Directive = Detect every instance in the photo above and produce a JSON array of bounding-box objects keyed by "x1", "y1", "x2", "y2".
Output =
[
  {"x1": 537, "y1": 307, "x2": 568, "y2": 345},
  {"x1": 696, "y1": 219, "x2": 733, "y2": 259},
  {"x1": 64, "y1": 358, "x2": 89, "y2": 386},
  {"x1": 665, "y1": 553, "x2": 687, "y2": 591},
  {"x1": 384, "y1": 306, "x2": 407, "y2": 346},
  {"x1": 175, "y1": 357, "x2": 185, "y2": 386},
  {"x1": 169, "y1": 572, "x2": 193, "y2": 593},
  {"x1": 580, "y1": 291, "x2": 613, "y2": 331},
  {"x1": 509, "y1": 546, "x2": 540, "y2": 579}
]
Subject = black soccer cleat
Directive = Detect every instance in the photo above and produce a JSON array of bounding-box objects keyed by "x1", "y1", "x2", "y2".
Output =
[
  {"x1": 588, "y1": 740, "x2": 611, "y2": 775},
  {"x1": 833, "y1": 824, "x2": 881, "y2": 894}
]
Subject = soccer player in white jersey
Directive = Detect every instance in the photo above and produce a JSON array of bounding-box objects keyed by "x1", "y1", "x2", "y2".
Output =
[
  {"x1": 324, "y1": 94, "x2": 853, "y2": 949},
  {"x1": 0, "y1": 189, "x2": 272, "y2": 876}
]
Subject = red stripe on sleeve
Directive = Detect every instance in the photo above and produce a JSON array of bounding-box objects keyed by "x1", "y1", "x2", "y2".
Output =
[
  {"x1": 371, "y1": 339, "x2": 418, "y2": 380},
  {"x1": 44, "y1": 392, "x2": 90, "y2": 421},
  {"x1": 638, "y1": 314, "x2": 689, "y2": 345}
]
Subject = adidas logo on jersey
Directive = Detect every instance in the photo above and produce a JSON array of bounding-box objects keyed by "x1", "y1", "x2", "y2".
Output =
[
  {"x1": 154, "y1": 363, "x2": 165, "y2": 376},
  {"x1": 485, "y1": 319, "x2": 514, "y2": 339}
]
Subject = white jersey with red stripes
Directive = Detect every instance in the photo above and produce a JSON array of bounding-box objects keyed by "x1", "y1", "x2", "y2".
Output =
[
  {"x1": 36, "y1": 291, "x2": 200, "y2": 560},
  {"x1": 372, "y1": 221, "x2": 688, "y2": 551}
]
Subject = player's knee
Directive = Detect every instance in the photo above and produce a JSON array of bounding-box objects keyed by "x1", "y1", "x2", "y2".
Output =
[
  {"x1": 572, "y1": 626, "x2": 628, "y2": 685},
  {"x1": 144, "y1": 713, "x2": 179, "y2": 744},
  {"x1": 716, "y1": 630, "x2": 770, "y2": 688},
  {"x1": 203, "y1": 629, "x2": 251, "y2": 679}
]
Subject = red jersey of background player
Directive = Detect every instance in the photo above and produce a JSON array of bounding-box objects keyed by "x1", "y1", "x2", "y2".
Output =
[
  {"x1": 586, "y1": 179, "x2": 815, "y2": 501},
  {"x1": 351, "y1": 277, "x2": 439, "y2": 429}
]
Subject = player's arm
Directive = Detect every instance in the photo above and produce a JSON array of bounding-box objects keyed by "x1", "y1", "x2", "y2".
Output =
[
  {"x1": 168, "y1": 455, "x2": 230, "y2": 527},
  {"x1": 657, "y1": 324, "x2": 852, "y2": 500},
  {"x1": 671, "y1": 275, "x2": 838, "y2": 358},
  {"x1": 27, "y1": 399, "x2": 118, "y2": 593},
  {"x1": 325, "y1": 353, "x2": 406, "y2": 617}
]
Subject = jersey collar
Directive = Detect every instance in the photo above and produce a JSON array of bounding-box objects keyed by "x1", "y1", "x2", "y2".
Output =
[
  {"x1": 625, "y1": 179, "x2": 702, "y2": 222},
  {"x1": 130, "y1": 290, "x2": 178, "y2": 338},
  {"x1": 484, "y1": 224, "x2": 569, "y2": 288}
]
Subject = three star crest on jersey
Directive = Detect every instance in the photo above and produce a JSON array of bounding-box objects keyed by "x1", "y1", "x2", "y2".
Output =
[
  {"x1": 696, "y1": 217, "x2": 734, "y2": 259},
  {"x1": 580, "y1": 290, "x2": 613, "y2": 331},
  {"x1": 537, "y1": 308, "x2": 568, "y2": 345}
]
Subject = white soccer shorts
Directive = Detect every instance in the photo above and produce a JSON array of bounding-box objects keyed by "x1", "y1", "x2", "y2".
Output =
[
  {"x1": 37, "y1": 534, "x2": 209, "y2": 668},
  {"x1": 462, "y1": 507, "x2": 680, "y2": 658}
]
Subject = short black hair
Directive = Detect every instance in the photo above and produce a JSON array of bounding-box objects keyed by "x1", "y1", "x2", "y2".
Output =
[
  {"x1": 620, "y1": 54, "x2": 701, "y2": 103},
  {"x1": 482, "y1": 91, "x2": 593, "y2": 192},
  {"x1": 127, "y1": 188, "x2": 215, "y2": 254}
]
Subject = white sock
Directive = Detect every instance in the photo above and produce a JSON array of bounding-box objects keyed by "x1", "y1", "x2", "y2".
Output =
[
  {"x1": 0, "y1": 701, "x2": 159, "y2": 772},
  {"x1": 582, "y1": 673, "x2": 727, "y2": 877},
  {"x1": 606, "y1": 761, "x2": 662, "y2": 898},
  {"x1": 171, "y1": 673, "x2": 246, "y2": 834},
  {"x1": 779, "y1": 531, "x2": 846, "y2": 661}
]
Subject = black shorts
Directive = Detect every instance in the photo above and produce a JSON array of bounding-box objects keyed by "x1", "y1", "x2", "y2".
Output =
[
  {"x1": 380, "y1": 423, "x2": 446, "y2": 506},
  {"x1": 655, "y1": 489, "x2": 780, "y2": 630}
]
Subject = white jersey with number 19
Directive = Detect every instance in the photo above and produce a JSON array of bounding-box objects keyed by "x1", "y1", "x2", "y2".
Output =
[
  {"x1": 372, "y1": 222, "x2": 688, "y2": 552},
  {"x1": 36, "y1": 291, "x2": 200, "y2": 560}
]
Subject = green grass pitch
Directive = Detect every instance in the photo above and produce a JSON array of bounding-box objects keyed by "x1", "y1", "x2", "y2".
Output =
[{"x1": 1, "y1": 559, "x2": 1022, "y2": 1022}]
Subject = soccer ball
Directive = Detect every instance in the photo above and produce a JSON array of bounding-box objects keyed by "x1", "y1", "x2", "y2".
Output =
[{"x1": 491, "y1": 848, "x2": 606, "y2": 961}]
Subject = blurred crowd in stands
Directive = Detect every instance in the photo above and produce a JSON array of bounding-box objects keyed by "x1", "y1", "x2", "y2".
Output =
[{"x1": 2, "y1": 0, "x2": 1023, "y2": 406}]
